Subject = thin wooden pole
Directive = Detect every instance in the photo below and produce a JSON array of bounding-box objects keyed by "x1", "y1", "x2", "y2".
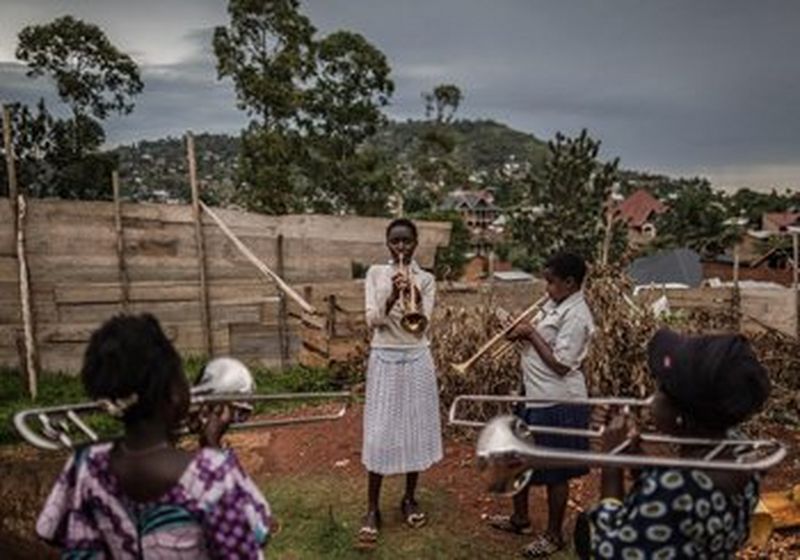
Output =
[
  {"x1": 111, "y1": 170, "x2": 131, "y2": 311},
  {"x1": 276, "y1": 234, "x2": 290, "y2": 369},
  {"x1": 186, "y1": 132, "x2": 212, "y2": 356},
  {"x1": 16, "y1": 195, "x2": 38, "y2": 399},
  {"x1": 3, "y1": 106, "x2": 18, "y2": 241},
  {"x1": 200, "y1": 201, "x2": 316, "y2": 314},
  {"x1": 4, "y1": 105, "x2": 37, "y2": 398}
]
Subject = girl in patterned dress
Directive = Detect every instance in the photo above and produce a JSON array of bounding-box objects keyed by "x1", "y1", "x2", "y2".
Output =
[
  {"x1": 36, "y1": 314, "x2": 273, "y2": 559},
  {"x1": 357, "y1": 218, "x2": 443, "y2": 547},
  {"x1": 574, "y1": 329, "x2": 770, "y2": 560}
]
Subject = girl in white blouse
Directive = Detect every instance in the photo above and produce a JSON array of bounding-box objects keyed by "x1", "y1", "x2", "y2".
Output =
[{"x1": 357, "y1": 218, "x2": 443, "y2": 548}]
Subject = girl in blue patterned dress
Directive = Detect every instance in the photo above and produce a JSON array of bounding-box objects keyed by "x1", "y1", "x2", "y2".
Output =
[
  {"x1": 574, "y1": 329, "x2": 770, "y2": 560},
  {"x1": 36, "y1": 314, "x2": 273, "y2": 559}
]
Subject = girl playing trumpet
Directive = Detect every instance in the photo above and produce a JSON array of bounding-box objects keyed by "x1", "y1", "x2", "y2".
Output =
[
  {"x1": 358, "y1": 218, "x2": 443, "y2": 547},
  {"x1": 490, "y1": 252, "x2": 595, "y2": 558}
]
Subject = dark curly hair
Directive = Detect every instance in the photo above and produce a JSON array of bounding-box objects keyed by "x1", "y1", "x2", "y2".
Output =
[
  {"x1": 81, "y1": 313, "x2": 184, "y2": 423},
  {"x1": 386, "y1": 218, "x2": 418, "y2": 241},
  {"x1": 545, "y1": 252, "x2": 587, "y2": 286}
]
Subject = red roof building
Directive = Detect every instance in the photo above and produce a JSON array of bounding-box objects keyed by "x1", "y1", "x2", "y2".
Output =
[
  {"x1": 762, "y1": 212, "x2": 800, "y2": 232},
  {"x1": 615, "y1": 189, "x2": 668, "y2": 246}
]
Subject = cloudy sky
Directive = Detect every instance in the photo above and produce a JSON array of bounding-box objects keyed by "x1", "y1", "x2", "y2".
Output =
[{"x1": 1, "y1": 0, "x2": 799, "y2": 191}]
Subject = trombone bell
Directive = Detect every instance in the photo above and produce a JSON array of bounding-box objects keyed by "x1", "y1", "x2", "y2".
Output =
[{"x1": 475, "y1": 413, "x2": 787, "y2": 496}]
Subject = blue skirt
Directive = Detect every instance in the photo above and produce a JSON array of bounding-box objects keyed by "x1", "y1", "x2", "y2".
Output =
[{"x1": 516, "y1": 404, "x2": 590, "y2": 485}]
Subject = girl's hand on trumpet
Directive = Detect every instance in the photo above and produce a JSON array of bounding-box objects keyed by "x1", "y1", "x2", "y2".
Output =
[{"x1": 506, "y1": 321, "x2": 535, "y2": 341}]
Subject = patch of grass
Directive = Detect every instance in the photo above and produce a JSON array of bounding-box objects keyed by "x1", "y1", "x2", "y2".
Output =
[
  {"x1": 0, "y1": 362, "x2": 344, "y2": 446},
  {"x1": 260, "y1": 474, "x2": 579, "y2": 559}
]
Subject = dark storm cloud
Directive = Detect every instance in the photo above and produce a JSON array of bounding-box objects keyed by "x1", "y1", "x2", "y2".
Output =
[{"x1": 1, "y1": 0, "x2": 799, "y2": 188}]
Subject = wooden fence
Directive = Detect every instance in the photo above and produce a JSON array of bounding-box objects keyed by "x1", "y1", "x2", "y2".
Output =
[{"x1": 0, "y1": 197, "x2": 451, "y2": 374}]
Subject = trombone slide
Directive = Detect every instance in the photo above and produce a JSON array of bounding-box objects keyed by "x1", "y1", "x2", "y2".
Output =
[
  {"x1": 477, "y1": 415, "x2": 787, "y2": 481},
  {"x1": 14, "y1": 391, "x2": 352, "y2": 451}
]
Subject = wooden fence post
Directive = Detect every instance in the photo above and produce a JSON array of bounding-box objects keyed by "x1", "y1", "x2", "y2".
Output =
[
  {"x1": 3, "y1": 106, "x2": 18, "y2": 242},
  {"x1": 186, "y1": 132, "x2": 212, "y2": 356},
  {"x1": 276, "y1": 234, "x2": 290, "y2": 369},
  {"x1": 111, "y1": 170, "x2": 131, "y2": 311},
  {"x1": 3, "y1": 106, "x2": 38, "y2": 397}
]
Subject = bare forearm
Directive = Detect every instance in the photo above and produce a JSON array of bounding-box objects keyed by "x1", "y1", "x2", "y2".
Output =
[
  {"x1": 526, "y1": 331, "x2": 570, "y2": 376},
  {"x1": 601, "y1": 467, "x2": 625, "y2": 501}
]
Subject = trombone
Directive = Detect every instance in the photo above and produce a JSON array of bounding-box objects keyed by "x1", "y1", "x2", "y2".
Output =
[
  {"x1": 14, "y1": 358, "x2": 351, "y2": 451},
  {"x1": 450, "y1": 296, "x2": 549, "y2": 374},
  {"x1": 477, "y1": 413, "x2": 787, "y2": 496},
  {"x1": 448, "y1": 393, "x2": 649, "y2": 428}
]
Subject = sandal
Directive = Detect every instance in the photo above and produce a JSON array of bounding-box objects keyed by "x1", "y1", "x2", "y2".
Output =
[
  {"x1": 521, "y1": 533, "x2": 564, "y2": 558},
  {"x1": 487, "y1": 514, "x2": 533, "y2": 535},
  {"x1": 401, "y1": 497, "x2": 427, "y2": 528},
  {"x1": 355, "y1": 511, "x2": 381, "y2": 549}
]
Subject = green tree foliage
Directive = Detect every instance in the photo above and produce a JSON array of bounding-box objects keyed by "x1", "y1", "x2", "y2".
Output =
[
  {"x1": 213, "y1": 0, "x2": 315, "y2": 125},
  {"x1": 213, "y1": 0, "x2": 315, "y2": 214},
  {"x1": 5, "y1": 16, "x2": 140, "y2": 199},
  {"x1": 725, "y1": 188, "x2": 796, "y2": 227},
  {"x1": 509, "y1": 129, "x2": 627, "y2": 270},
  {"x1": 400, "y1": 84, "x2": 466, "y2": 214},
  {"x1": 302, "y1": 31, "x2": 394, "y2": 214},
  {"x1": 1, "y1": 100, "x2": 118, "y2": 200},
  {"x1": 411, "y1": 210, "x2": 470, "y2": 280},
  {"x1": 423, "y1": 83, "x2": 463, "y2": 123},
  {"x1": 214, "y1": 0, "x2": 395, "y2": 215},
  {"x1": 16, "y1": 15, "x2": 143, "y2": 156},
  {"x1": 652, "y1": 180, "x2": 739, "y2": 256}
]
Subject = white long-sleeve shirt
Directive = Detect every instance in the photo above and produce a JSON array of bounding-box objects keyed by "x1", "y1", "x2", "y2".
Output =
[{"x1": 365, "y1": 261, "x2": 435, "y2": 348}]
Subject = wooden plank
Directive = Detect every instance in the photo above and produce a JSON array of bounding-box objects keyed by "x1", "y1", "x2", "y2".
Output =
[
  {"x1": 0, "y1": 302, "x2": 21, "y2": 324},
  {"x1": 0, "y1": 203, "x2": 13, "y2": 255},
  {"x1": 0, "y1": 256, "x2": 17, "y2": 282},
  {"x1": 209, "y1": 303, "x2": 263, "y2": 324},
  {"x1": 112, "y1": 170, "x2": 131, "y2": 310}
]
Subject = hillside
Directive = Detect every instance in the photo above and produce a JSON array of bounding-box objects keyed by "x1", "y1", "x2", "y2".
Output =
[{"x1": 113, "y1": 119, "x2": 549, "y2": 203}]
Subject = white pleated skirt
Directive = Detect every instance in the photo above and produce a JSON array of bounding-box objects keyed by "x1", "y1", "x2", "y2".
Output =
[{"x1": 362, "y1": 346, "x2": 443, "y2": 475}]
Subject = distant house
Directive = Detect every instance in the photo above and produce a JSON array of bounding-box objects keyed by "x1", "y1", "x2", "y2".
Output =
[
  {"x1": 440, "y1": 189, "x2": 500, "y2": 230},
  {"x1": 440, "y1": 189, "x2": 501, "y2": 256},
  {"x1": 615, "y1": 189, "x2": 668, "y2": 246},
  {"x1": 702, "y1": 230, "x2": 795, "y2": 287}
]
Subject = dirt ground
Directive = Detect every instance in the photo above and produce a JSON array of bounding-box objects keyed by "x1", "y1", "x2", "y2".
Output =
[{"x1": 1, "y1": 405, "x2": 798, "y2": 559}]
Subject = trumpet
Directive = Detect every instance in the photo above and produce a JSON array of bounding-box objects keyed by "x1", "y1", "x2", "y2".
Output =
[
  {"x1": 461, "y1": 394, "x2": 788, "y2": 496},
  {"x1": 14, "y1": 357, "x2": 351, "y2": 451},
  {"x1": 450, "y1": 296, "x2": 549, "y2": 374},
  {"x1": 397, "y1": 254, "x2": 429, "y2": 335}
]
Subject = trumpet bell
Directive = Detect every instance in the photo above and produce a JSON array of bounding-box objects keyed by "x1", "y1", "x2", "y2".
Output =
[{"x1": 400, "y1": 311, "x2": 429, "y2": 334}]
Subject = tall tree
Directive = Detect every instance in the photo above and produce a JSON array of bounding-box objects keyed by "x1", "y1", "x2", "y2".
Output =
[
  {"x1": 422, "y1": 83, "x2": 463, "y2": 123},
  {"x1": 401, "y1": 84, "x2": 466, "y2": 213},
  {"x1": 16, "y1": 15, "x2": 143, "y2": 155},
  {"x1": 214, "y1": 0, "x2": 396, "y2": 215},
  {"x1": 213, "y1": 0, "x2": 316, "y2": 214},
  {"x1": 652, "y1": 180, "x2": 739, "y2": 256},
  {"x1": 509, "y1": 129, "x2": 627, "y2": 270},
  {"x1": 303, "y1": 30, "x2": 394, "y2": 213}
]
